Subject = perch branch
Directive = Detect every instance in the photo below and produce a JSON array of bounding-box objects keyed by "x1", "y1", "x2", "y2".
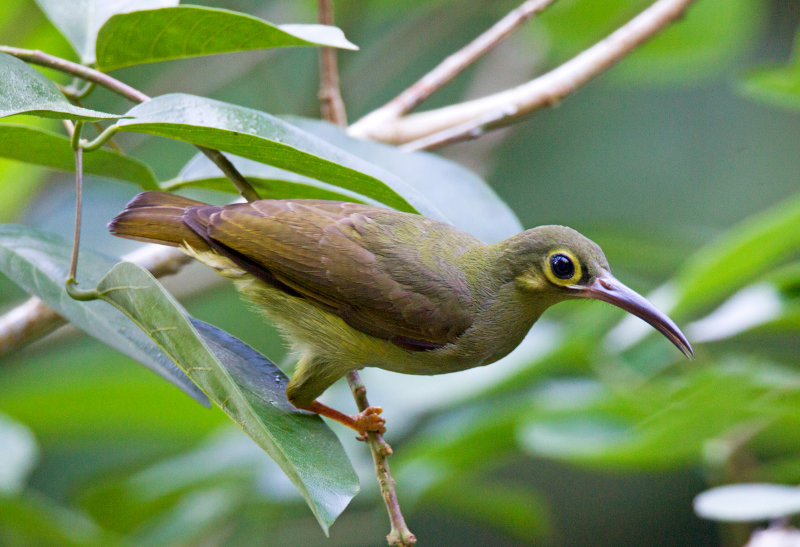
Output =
[
  {"x1": 352, "y1": 0, "x2": 698, "y2": 146},
  {"x1": 347, "y1": 371, "x2": 417, "y2": 546},
  {"x1": 317, "y1": 0, "x2": 348, "y2": 126},
  {"x1": 348, "y1": 0, "x2": 557, "y2": 137},
  {"x1": 317, "y1": 3, "x2": 412, "y2": 544}
]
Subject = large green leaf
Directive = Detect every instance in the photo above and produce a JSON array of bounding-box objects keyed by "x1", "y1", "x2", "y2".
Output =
[
  {"x1": 0, "y1": 54, "x2": 120, "y2": 120},
  {"x1": 96, "y1": 6, "x2": 357, "y2": 72},
  {"x1": 0, "y1": 225, "x2": 206, "y2": 404},
  {"x1": 0, "y1": 124, "x2": 157, "y2": 188},
  {"x1": 113, "y1": 94, "x2": 438, "y2": 217},
  {"x1": 34, "y1": 0, "x2": 177, "y2": 64},
  {"x1": 91, "y1": 261, "x2": 358, "y2": 533},
  {"x1": 164, "y1": 153, "x2": 372, "y2": 203},
  {"x1": 289, "y1": 117, "x2": 522, "y2": 243},
  {"x1": 741, "y1": 65, "x2": 800, "y2": 111}
]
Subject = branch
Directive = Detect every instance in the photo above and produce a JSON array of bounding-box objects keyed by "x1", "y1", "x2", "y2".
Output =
[
  {"x1": 346, "y1": 371, "x2": 417, "y2": 547},
  {"x1": 317, "y1": 0, "x2": 348, "y2": 126},
  {"x1": 348, "y1": 0, "x2": 557, "y2": 138},
  {"x1": 353, "y1": 0, "x2": 698, "y2": 146},
  {"x1": 0, "y1": 46, "x2": 149, "y2": 103}
]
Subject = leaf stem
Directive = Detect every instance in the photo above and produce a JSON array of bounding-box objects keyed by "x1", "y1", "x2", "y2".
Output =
[
  {"x1": 346, "y1": 371, "x2": 417, "y2": 546},
  {"x1": 64, "y1": 122, "x2": 100, "y2": 302},
  {"x1": 317, "y1": 0, "x2": 348, "y2": 126}
]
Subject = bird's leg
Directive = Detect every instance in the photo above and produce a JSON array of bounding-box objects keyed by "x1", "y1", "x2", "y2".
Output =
[
  {"x1": 286, "y1": 355, "x2": 386, "y2": 436},
  {"x1": 306, "y1": 400, "x2": 386, "y2": 436}
]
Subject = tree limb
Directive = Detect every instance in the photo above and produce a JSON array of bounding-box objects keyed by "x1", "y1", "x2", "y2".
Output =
[
  {"x1": 349, "y1": 0, "x2": 557, "y2": 138},
  {"x1": 317, "y1": 0, "x2": 348, "y2": 126},
  {"x1": 353, "y1": 0, "x2": 698, "y2": 146}
]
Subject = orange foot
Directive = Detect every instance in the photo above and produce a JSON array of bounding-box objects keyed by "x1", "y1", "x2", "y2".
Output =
[
  {"x1": 353, "y1": 406, "x2": 386, "y2": 439},
  {"x1": 306, "y1": 401, "x2": 387, "y2": 437}
]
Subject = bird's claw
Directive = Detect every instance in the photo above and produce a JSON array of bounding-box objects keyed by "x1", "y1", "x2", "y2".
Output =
[{"x1": 353, "y1": 406, "x2": 386, "y2": 439}]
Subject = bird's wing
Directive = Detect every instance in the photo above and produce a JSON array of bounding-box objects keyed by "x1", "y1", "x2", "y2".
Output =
[{"x1": 184, "y1": 200, "x2": 479, "y2": 350}]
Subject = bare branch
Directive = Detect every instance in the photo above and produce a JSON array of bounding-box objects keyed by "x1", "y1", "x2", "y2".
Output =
[
  {"x1": 346, "y1": 371, "x2": 417, "y2": 546},
  {"x1": 318, "y1": 0, "x2": 348, "y2": 126},
  {"x1": 349, "y1": 0, "x2": 557, "y2": 138},
  {"x1": 355, "y1": 0, "x2": 698, "y2": 146}
]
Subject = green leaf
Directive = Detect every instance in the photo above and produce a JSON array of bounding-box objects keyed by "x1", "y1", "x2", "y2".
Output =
[
  {"x1": 96, "y1": 6, "x2": 357, "y2": 72},
  {"x1": 113, "y1": 94, "x2": 437, "y2": 217},
  {"x1": 0, "y1": 124, "x2": 157, "y2": 188},
  {"x1": 91, "y1": 261, "x2": 358, "y2": 533},
  {"x1": 673, "y1": 192, "x2": 800, "y2": 317},
  {"x1": 34, "y1": 0, "x2": 177, "y2": 64},
  {"x1": 286, "y1": 117, "x2": 522, "y2": 243},
  {"x1": 0, "y1": 413, "x2": 38, "y2": 495},
  {"x1": 164, "y1": 153, "x2": 373, "y2": 203},
  {"x1": 0, "y1": 224, "x2": 206, "y2": 404},
  {"x1": 0, "y1": 54, "x2": 120, "y2": 120},
  {"x1": 694, "y1": 484, "x2": 800, "y2": 522}
]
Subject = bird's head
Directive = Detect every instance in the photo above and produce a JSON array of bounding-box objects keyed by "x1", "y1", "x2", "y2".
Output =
[{"x1": 507, "y1": 225, "x2": 693, "y2": 358}]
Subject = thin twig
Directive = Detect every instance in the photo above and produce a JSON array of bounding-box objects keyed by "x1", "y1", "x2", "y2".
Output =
[
  {"x1": 197, "y1": 146, "x2": 261, "y2": 202},
  {"x1": 346, "y1": 371, "x2": 417, "y2": 547},
  {"x1": 354, "y1": 0, "x2": 698, "y2": 145},
  {"x1": 349, "y1": 0, "x2": 557, "y2": 138},
  {"x1": 0, "y1": 46, "x2": 149, "y2": 103},
  {"x1": 317, "y1": 0, "x2": 348, "y2": 126}
]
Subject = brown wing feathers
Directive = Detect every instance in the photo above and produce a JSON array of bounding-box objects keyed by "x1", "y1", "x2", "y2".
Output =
[{"x1": 109, "y1": 192, "x2": 475, "y2": 350}]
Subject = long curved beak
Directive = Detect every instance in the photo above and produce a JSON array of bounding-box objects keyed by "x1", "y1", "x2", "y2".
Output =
[{"x1": 574, "y1": 271, "x2": 694, "y2": 359}]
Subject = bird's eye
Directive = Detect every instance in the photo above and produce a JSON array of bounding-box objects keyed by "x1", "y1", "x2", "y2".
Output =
[{"x1": 550, "y1": 253, "x2": 575, "y2": 279}]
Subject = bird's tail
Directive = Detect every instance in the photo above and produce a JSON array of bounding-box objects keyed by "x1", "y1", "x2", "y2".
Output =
[{"x1": 108, "y1": 191, "x2": 209, "y2": 250}]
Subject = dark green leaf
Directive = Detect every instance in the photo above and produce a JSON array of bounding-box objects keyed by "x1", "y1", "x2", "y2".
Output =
[
  {"x1": 96, "y1": 6, "x2": 357, "y2": 71},
  {"x1": 164, "y1": 153, "x2": 372, "y2": 203},
  {"x1": 34, "y1": 0, "x2": 177, "y2": 64},
  {"x1": 0, "y1": 124, "x2": 157, "y2": 188},
  {"x1": 286, "y1": 117, "x2": 522, "y2": 243},
  {"x1": 0, "y1": 225, "x2": 206, "y2": 404},
  {"x1": 114, "y1": 94, "x2": 436, "y2": 217},
  {"x1": 0, "y1": 54, "x2": 120, "y2": 120},
  {"x1": 92, "y1": 261, "x2": 358, "y2": 533}
]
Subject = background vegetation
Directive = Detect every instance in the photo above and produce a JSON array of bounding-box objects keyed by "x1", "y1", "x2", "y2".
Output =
[{"x1": 1, "y1": 0, "x2": 799, "y2": 545}]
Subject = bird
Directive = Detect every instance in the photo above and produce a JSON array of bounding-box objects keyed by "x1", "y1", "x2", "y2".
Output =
[{"x1": 109, "y1": 191, "x2": 693, "y2": 435}]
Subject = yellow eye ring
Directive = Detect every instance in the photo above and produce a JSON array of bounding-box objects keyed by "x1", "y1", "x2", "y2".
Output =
[{"x1": 544, "y1": 249, "x2": 582, "y2": 286}]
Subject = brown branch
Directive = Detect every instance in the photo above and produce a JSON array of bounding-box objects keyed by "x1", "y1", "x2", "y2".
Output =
[
  {"x1": 354, "y1": 0, "x2": 698, "y2": 146},
  {"x1": 348, "y1": 0, "x2": 557, "y2": 138},
  {"x1": 317, "y1": 0, "x2": 348, "y2": 126},
  {"x1": 316, "y1": 3, "x2": 412, "y2": 543},
  {"x1": 346, "y1": 371, "x2": 416, "y2": 546}
]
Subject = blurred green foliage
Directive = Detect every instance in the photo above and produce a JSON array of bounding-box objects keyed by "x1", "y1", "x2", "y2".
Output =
[{"x1": 1, "y1": 0, "x2": 800, "y2": 545}]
